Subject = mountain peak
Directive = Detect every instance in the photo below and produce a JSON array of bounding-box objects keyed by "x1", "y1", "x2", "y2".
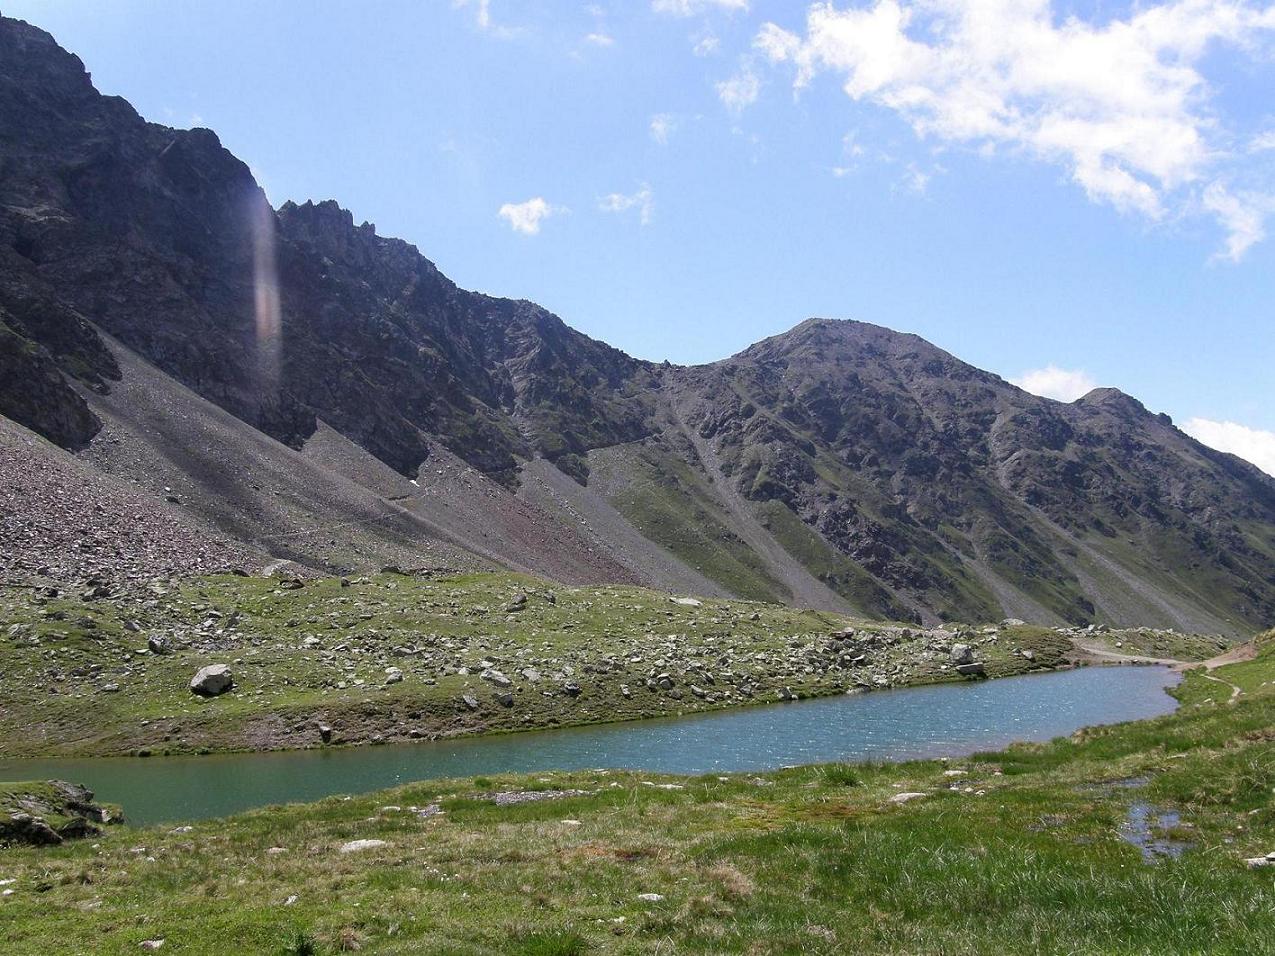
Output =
[{"x1": 1075, "y1": 386, "x2": 1150, "y2": 417}]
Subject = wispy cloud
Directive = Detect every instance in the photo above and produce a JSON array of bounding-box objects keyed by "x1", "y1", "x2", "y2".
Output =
[
  {"x1": 693, "y1": 33, "x2": 721, "y2": 56},
  {"x1": 599, "y1": 183, "x2": 655, "y2": 225},
  {"x1": 452, "y1": 0, "x2": 491, "y2": 29},
  {"x1": 1202, "y1": 182, "x2": 1273, "y2": 262},
  {"x1": 653, "y1": 0, "x2": 748, "y2": 16},
  {"x1": 1184, "y1": 417, "x2": 1275, "y2": 476},
  {"x1": 754, "y1": 1, "x2": 1275, "y2": 260},
  {"x1": 584, "y1": 31, "x2": 615, "y2": 47},
  {"x1": 452, "y1": 0, "x2": 521, "y2": 39},
  {"x1": 717, "y1": 66, "x2": 760, "y2": 113},
  {"x1": 1011, "y1": 366, "x2": 1099, "y2": 403},
  {"x1": 498, "y1": 197, "x2": 563, "y2": 235},
  {"x1": 650, "y1": 113, "x2": 676, "y2": 145}
]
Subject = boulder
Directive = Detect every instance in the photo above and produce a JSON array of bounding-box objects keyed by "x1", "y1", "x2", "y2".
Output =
[
  {"x1": 189, "y1": 664, "x2": 233, "y2": 696},
  {"x1": 950, "y1": 644, "x2": 974, "y2": 666},
  {"x1": 955, "y1": 662, "x2": 986, "y2": 678},
  {"x1": 147, "y1": 635, "x2": 172, "y2": 655},
  {"x1": 338, "y1": 839, "x2": 387, "y2": 853}
]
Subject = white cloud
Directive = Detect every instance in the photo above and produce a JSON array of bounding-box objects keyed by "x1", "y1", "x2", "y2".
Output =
[
  {"x1": 756, "y1": 1, "x2": 1275, "y2": 259},
  {"x1": 650, "y1": 113, "x2": 676, "y2": 144},
  {"x1": 599, "y1": 183, "x2": 655, "y2": 225},
  {"x1": 693, "y1": 33, "x2": 721, "y2": 56},
  {"x1": 1202, "y1": 182, "x2": 1274, "y2": 262},
  {"x1": 653, "y1": 0, "x2": 748, "y2": 16},
  {"x1": 717, "y1": 67, "x2": 761, "y2": 113},
  {"x1": 1011, "y1": 366, "x2": 1099, "y2": 402},
  {"x1": 584, "y1": 31, "x2": 614, "y2": 47},
  {"x1": 1251, "y1": 130, "x2": 1275, "y2": 153},
  {"x1": 1184, "y1": 418, "x2": 1275, "y2": 476},
  {"x1": 497, "y1": 197, "x2": 562, "y2": 235}
]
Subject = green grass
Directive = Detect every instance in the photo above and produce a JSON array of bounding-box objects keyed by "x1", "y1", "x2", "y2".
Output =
[
  {"x1": 588, "y1": 442, "x2": 790, "y2": 603},
  {"x1": 0, "y1": 633, "x2": 1271, "y2": 953}
]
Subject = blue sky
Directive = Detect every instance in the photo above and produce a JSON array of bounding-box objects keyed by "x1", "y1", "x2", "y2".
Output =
[{"x1": 7, "y1": 0, "x2": 1275, "y2": 472}]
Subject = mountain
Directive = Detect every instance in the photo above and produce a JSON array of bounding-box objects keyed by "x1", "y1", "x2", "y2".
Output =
[{"x1": 2, "y1": 15, "x2": 1273, "y2": 635}]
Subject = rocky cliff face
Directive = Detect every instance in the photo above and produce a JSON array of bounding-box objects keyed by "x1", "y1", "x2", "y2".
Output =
[
  {"x1": 3, "y1": 15, "x2": 1273, "y2": 634},
  {"x1": 0, "y1": 17, "x2": 654, "y2": 484}
]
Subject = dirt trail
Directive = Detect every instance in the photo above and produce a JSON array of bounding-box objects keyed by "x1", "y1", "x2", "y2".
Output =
[
  {"x1": 1199, "y1": 642, "x2": 1257, "y2": 670},
  {"x1": 1198, "y1": 672, "x2": 1244, "y2": 703}
]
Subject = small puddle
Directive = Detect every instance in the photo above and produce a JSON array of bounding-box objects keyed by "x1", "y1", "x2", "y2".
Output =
[
  {"x1": 1078, "y1": 775, "x2": 1151, "y2": 795},
  {"x1": 1119, "y1": 803, "x2": 1193, "y2": 862}
]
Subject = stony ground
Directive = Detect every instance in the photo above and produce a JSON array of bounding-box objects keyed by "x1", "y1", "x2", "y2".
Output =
[
  {"x1": 0, "y1": 570, "x2": 1225, "y2": 758},
  {"x1": 0, "y1": 633, "x2": 1270, "y2": 954},
  {"x1": 0, "y1": 417, "x2": 261, "y2": 588}
]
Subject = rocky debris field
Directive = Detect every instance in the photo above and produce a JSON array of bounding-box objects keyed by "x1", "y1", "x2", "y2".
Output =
[
  {"x1": 0, "y1": 570, "x2": 1226, "y2": 758},
  {"x1": 0, "y1": 418, "x2": 261, "y2": 590}
]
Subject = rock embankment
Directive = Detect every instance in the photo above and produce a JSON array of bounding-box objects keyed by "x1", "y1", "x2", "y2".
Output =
[{"x1": 0, "y1": 780, "x2": 122, "y2": 845}]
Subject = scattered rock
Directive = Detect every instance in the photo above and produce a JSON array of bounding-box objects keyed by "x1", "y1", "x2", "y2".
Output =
[
  {"x1": 189, "y1": 664, "x2": 233, "y2": 697},
  {"x1": 888, "y1": 792, "x2": 928, "y2": 804},
  {"x1": 492, "y1": 789, "x2": 590, "y2": 806},
  {"x1": 637, "y1": 893, "x2": 665, "y2": 902},
  {"x1": 0, "y1": 781, "x2": 122, "y2": 845}
]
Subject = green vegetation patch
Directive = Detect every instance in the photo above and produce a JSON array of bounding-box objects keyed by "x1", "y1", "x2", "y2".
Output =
[{"x1": 0, "y1": 633, "x2": 1271, "y2": 953}]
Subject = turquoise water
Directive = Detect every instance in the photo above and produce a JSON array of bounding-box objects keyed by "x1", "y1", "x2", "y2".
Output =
[{"x1": 0, "y1": 665, "x2": 1181, "y2": 825}]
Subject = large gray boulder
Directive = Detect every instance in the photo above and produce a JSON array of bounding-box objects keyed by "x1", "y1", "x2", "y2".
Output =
[{"x1": 190, "y1": 664, "x2": 233, "y2": 697}]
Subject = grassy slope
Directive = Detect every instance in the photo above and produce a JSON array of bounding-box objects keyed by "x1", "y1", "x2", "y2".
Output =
[
  {"x1": 0, "y1": 636, "x2": 1271, "y2": 953},
  {"x1": 0, "y1": 572, "x2": 1103, "y2": 758},
  {"x1": 754, "y1": 500, "x2": 910, "y2": 619},
  {"x1": 586, "y1": 443, "x2": 790, "y2": 603}
]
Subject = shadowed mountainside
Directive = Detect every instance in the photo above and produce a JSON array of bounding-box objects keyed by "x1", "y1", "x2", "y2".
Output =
[{"x1": 2, "y1": 15, "x2": 1273, "y2": 633}]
